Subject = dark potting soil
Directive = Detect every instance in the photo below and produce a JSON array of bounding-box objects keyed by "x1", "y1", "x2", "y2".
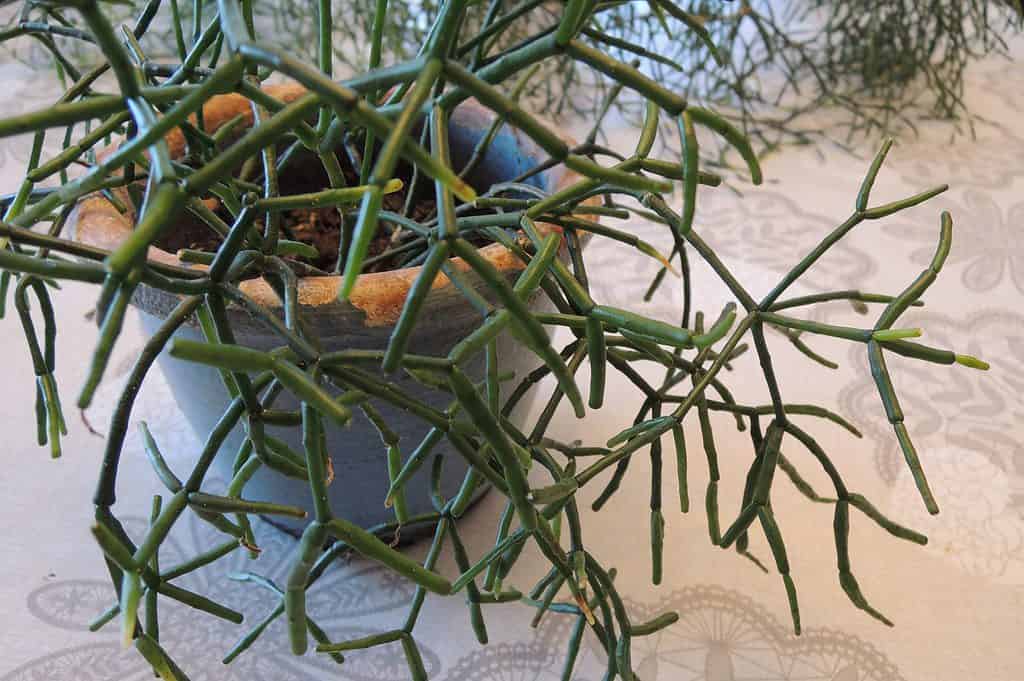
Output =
[{"x1": 155, "y1": 147, "x2": 448, "y2": 275}]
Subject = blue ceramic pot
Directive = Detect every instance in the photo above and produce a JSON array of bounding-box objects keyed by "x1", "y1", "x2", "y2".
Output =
[{"x1": 71, "y1": 95, "x2": 585, "y2": 538}]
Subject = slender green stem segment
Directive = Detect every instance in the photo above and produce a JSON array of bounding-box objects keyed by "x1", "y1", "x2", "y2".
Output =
[
  {"x1": 340, "y1": 58, "x2": 444, "y2": 300},
  {"x1": 586, "y1": 316, "x2": 606, "y2": 409},
  {"x1": 677, "y1": 110, "x2": 698, "y2": 235},
  {"x1": 325, "y1": 516, "x2": 452, "y2": 594}
]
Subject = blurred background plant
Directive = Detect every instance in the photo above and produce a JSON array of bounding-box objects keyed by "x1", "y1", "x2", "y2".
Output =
[{"x1": 3, "y1": 0, "x2": 1022, "y2": 170}]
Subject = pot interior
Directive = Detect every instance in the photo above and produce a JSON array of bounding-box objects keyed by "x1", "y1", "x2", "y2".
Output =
[{"x1": 151, "y1": 104, "x2": 554, "y2": 274}]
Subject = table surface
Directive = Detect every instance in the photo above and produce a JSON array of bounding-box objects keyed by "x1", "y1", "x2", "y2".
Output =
[{"x1": 2, "y1": 41, "x2": 1023, "y2": 681}]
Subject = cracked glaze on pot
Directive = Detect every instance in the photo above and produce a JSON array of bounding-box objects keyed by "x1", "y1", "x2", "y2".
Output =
[{"x1": 68, "y1": 91, "x2": 589, "y2": 535}]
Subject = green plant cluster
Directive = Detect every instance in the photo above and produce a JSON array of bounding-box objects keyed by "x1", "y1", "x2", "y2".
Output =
[
  {"x1": 0, "y1": 0, "x2": 991, "y2": 679},
  {"x1": 5, "y1": 0, "x2": 1021, "y2": 165}
]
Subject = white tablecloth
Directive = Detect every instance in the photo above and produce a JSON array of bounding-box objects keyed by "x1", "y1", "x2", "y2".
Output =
[{"x1": 1, "y1": 40, "x2": 1022, "y2": 681}]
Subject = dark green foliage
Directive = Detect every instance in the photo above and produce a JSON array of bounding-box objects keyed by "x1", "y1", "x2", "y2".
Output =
[
  {"x1": 0, "y1": 0, "x2": 994, "y2": 679},
  {"x1": 5, "y1": 0, "x2": 1019, "y2": 166}
]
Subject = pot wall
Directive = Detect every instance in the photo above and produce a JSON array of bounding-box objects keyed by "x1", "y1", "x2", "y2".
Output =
[
  {"x1": 119, "y1": 100, "x2": 580, "y2": 537},
  {"x1": 141, "y1": 305, "x2": 542, "y2": 537}
]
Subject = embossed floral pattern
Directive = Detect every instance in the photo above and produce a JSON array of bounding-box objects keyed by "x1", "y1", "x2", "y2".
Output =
[
  {"x1": 445, "y1": 587, "x2": 906, "y2": 681},
  {"x1": 885, "y1": 189, "x2": 1024, "y2": 293},
  {"x1": 887, "y1": 125, "x2": 1024, "y2": 190}
]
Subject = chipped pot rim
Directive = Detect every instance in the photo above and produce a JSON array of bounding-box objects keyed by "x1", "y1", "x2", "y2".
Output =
[{"x1": 67, "y1": 85, "x2": 591, "y2": 328}]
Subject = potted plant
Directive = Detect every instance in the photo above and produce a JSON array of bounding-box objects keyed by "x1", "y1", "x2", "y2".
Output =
[
  {"x1": 0, "y1": 0, "x2": 990, "y2": 678},
  {"x1": 67, "y1": 87, "x2": 596, "y2": 536}
]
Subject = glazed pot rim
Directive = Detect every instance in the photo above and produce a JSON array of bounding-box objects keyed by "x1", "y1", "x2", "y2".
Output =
[{"x1": 67, "y1": 85, "x2": 590, "y2": 327}]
